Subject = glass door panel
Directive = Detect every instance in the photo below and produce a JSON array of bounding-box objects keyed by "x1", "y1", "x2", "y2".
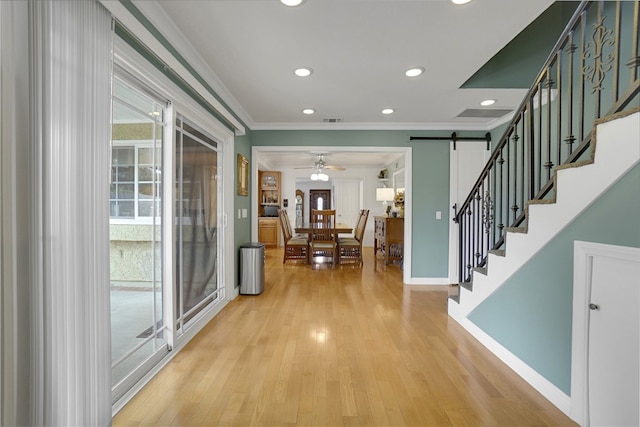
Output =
[
  {"x1": 110, "y1": 77, "x2": 167, "y2": 392},
  {"x1": 175, "y1": 116, "x2": 222, "y2": 330}
]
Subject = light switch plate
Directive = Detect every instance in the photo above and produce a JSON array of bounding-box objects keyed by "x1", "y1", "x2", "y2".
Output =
[
  {"x1": 242, "y1": 208, "x2": 248, "y2": 218},
  {"x1": 436, "y1": 211, "x2": 442, "y2": 220}
]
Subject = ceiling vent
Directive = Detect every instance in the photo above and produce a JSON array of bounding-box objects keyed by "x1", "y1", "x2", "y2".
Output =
[
  {"x1": 323, "y1": 118, "x2": 344, "y2": 123},
  {"x1": 457, "y1": 108, "x2": 513, "y2": 118}
]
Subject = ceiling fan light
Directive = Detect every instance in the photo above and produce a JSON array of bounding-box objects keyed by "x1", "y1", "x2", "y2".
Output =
[
  {"x1": 310, "y1": 173, "x2": 318, "y2": 181},
  {"x1": 319, "y1": 173, "x2": 329, "y2": 181}
]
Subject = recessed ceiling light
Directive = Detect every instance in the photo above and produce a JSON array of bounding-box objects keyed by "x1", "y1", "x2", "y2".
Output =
[
  {"x1": 294, "y1": 67, "x2": 313, "y2": 77},
  {"x1": 451, "y1": 0, "x2": 472, "y2": 4},
  {"x1": 480, "y1": 99, "x2": 496, "y2": 106},
  {"x1": 405, "y1": 67, "x2": 425, "y2": 78},
  {"x1": 302, "y1": 108, "x2": 315, "y2": 115},
  {"x1": 381, "y1": 108, "x2": 395, "y2": 115},
  {"x1": 281, "y1": 0, "x2": 303, "y2": 6}
]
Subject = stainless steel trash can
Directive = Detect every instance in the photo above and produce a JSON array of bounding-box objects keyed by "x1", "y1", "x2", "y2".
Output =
[{"x1": 239, "y1": 242, "x2": 265, "y2": 295}]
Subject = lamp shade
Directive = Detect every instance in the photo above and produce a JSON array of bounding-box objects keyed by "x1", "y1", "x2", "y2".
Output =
[{"x1": 376, "y1": 187, "x2": 395, "y2": 202}]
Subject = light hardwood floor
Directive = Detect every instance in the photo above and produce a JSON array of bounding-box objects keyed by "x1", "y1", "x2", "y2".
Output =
[{"x1": 113, "y1": 248, "x2": 577, "y2": 426}]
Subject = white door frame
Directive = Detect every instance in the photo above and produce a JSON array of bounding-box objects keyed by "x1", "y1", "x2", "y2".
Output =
[
  {"x1": 252, "y1": 145, "x2": 411, "y2": 283},
  {"x1": 571, "y1": 240, "x2": 640, "y2": 426}
]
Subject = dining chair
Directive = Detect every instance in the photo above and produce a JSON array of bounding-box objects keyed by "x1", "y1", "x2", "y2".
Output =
[
  {"x1": 278, "y1": 209, "x2": 309, "y2": 264},
  {"x1": 338, "y1": 209, "x2": 369, "y2": 266},
  {"x1": 309, "y1": 209, "x2": 337, "y2": 268}
]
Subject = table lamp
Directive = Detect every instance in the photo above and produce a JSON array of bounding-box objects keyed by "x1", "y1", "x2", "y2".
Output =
[{"x1": 376, "y1": 187, "x2": 395, "y2": 216}]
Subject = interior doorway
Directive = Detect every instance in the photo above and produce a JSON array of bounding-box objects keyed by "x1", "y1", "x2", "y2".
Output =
[{"x1": 309, "y1": 189, "x2": 331, "y2": 221}]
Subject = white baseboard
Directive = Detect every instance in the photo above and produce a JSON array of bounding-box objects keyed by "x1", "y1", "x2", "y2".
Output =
[
  {"x1": 405, "y1": 276, "x2": 452, "y2": 285},
  {"x1": 451, "y1": 315, "x2": 572, "y2": 417}
]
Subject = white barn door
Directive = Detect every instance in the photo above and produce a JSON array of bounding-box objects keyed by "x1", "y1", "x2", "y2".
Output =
[
  {"x1": 333, "y1": 179, "x2": 362, "y2": 232},
  {"x1": 448, "y1": 141, "x2": 490, "y2": 282}
]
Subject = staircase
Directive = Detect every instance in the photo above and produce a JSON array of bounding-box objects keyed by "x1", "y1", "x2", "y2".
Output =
[
  {"x1": 446, "y1": 0, "x2": 639, "y2": 415},
  {"x1": 449, "y1": 110, "x2": 640, "y2": 320}
]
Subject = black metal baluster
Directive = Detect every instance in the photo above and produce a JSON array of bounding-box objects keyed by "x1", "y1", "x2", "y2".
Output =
[
  {"x1": 519, "y1": 115, "x2": 526, "y2": 218},
  {"x1": 498, "y1": 148, "x2": 505, "y2": 244},
  {"x1": 579, "y1": 9, "x2": 587, "y2": 143},
  {"x1": 566, "y1": 31, "x2": 577, "y2": 160},
  {"x1": 491, "y1": 159, "x2": 497, "y2": 250},
  {"x1": 631, "y1": 0, "x2": 639, "y2": 84},
  {"x1": 556, "y1": 50, "x2": 563, "y2": 169},
  {"x1": 545, "y1": 69, "x2": 554, "y2": 182},
  {"x1": 511, "y1": 129, "x2": 519, "y2": 223},
  {"x1": 613, "y1": 1, "x2": 621, "y2": 102},
  {"x1": 537, "y1": 80, "x2": 543, "y2": 195},
  {"x1": 527, "y1": 101, "x2": 536, "y2": 201}
]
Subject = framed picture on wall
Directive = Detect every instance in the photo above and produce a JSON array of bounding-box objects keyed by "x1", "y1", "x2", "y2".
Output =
[{"x1": 237, "y1": 154, "x2": 249, "y2": 196}]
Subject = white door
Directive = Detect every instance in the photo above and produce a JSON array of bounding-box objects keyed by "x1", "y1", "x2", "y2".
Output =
[
  {"x1": 588, "y1": 255, "x2": 640, "y2": 427},
  {"x1": 447, "y1": 141, "x2": 490, "y2": 282},
  {"x1": 333, "y1": 180, "x2": 361, "y2": 231}
]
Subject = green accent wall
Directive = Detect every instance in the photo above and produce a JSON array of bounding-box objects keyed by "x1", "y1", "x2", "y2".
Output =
[
  {"x1": 468, "y1": 164, "x2": 640, "y2": 394},
  {"x1": 234, "y1": 131, "x2": 252, "y2": 288},
  {"x1": 462, "y1": 2, "x2": 580, "y2": 89}
]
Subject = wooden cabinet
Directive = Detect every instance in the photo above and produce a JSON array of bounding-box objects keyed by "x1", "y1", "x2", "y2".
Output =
[
  {"x1": 258, "y1": 218, "x2": 280, "y2": 248},
  {"x1": 259, "y1": 171, "x2": 281, "y2": 215},
  {"x1": 258, "y1": 171, "x2": 281, "y2": 248},
  {"x1": 374, "y1": 216, "x2": 404, "y2": 265}
]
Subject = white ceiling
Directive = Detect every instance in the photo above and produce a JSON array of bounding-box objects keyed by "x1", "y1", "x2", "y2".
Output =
[{"x1": 144, "y1": 0, "x2": 554, "y2": 167}]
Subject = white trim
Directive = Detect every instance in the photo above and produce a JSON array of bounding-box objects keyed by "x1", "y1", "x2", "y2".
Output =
[
  {"x1": 571, "y1": 241, "x2": 640, "y2": 426},
  {"x1": 250, "y1": 119, "x2": 514, "y2": 132},
  {"x1": 453, "y1": 315, "x2": 572, "y2": 416},
  {"x1": 404, "y1": 277, "x2": 451, "y2": 285},
  {"x1": 100, "y1": 0, "x2": 245, "y2": 135}
]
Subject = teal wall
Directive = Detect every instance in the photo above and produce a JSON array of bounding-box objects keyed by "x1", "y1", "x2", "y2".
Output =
[
  {"x1": 251, "y1": 129, "x2": 486, "y2": 278},
  {"x1": 468, "y1": 164, "x2": 640, "y2": 394},
  {"x1": 234, "y1": 131, "x2": 252, "y2": 288}
]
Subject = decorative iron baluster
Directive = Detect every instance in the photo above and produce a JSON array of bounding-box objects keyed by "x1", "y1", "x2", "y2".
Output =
[{"x1": 582, "y1": 7, "x2": 615, "y2": 118}]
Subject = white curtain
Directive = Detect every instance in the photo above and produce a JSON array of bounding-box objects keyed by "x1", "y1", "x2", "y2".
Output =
[{"x1": 2, "y1": 0, "x2": 112, "y2": 425}]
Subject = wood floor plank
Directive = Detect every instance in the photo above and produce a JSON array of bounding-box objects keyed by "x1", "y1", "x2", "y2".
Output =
[{"x1": 113, "y1": 247, "x2": 577, "y2": 426}]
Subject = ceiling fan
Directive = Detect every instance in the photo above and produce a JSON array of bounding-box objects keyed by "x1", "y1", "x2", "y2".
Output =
[
  {"x1": 294, "y1": 153, "x2": 345, "y2": 181},
  {"x1": 294, "y1": 153, "x2": 346, "y2": 172}
]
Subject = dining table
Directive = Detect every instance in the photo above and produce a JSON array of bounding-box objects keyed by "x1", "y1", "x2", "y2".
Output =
[{"x1": 294, "y1": 222, "x2": 353, "y2": 241}]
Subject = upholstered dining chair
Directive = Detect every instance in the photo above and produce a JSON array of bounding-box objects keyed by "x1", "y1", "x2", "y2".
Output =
[
  {"x1": 338, "y1": 209, "x2": 369, "y2": 266},
  {"x1": 278, "y1": 209, "x2": 308, "y2": 264},
  {"x1": 309, "y1": 209, "x2": 337, "y2": 268}
]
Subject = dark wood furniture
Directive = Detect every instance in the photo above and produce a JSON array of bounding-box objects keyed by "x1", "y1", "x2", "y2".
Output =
[
  {"x1": 338, "y1": 209, "x2": 369, "y2": 266},
  {"x1": 309, "y1": 209, "x2": 337, "y2": 268},
  {"x1": 278, "y1": 209, "x2": 308, "y2": 263},
  {"x1": 374, "y1": 216, "x2": 404, "y2": 265}
]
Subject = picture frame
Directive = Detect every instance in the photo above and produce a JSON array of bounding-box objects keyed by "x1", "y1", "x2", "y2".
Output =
[{"x1": 237, "y1": 154, "x2": 249, "y2": 196}]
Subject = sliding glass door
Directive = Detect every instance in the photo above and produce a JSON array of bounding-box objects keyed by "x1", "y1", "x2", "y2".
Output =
[
  {"x1": 110, "y1": 76, "x2": 168, "y2": 395},
  {"x1": 175, "y1": 116, "x2": 223, "y2": 331}
]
